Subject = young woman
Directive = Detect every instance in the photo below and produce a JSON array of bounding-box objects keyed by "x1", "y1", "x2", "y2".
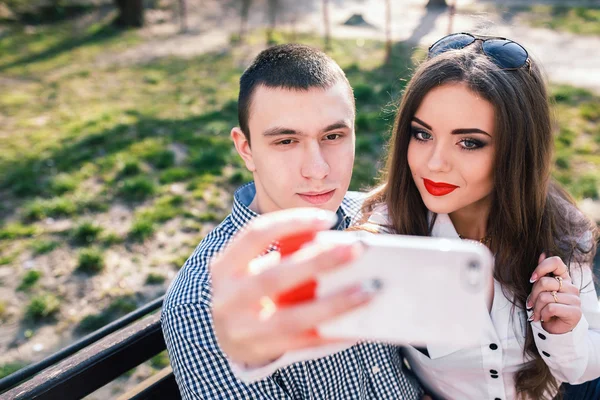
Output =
[{"x1": 360, "y1": 33, "x2": 600, "y2": 399}]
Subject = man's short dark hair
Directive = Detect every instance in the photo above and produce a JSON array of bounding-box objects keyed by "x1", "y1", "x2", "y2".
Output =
[{"x1": 238, "y1": 44, "x2": 353, "y2": 144}]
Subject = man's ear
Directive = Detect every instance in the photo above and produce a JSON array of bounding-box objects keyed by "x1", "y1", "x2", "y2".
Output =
[{"x1": 231, "y1": 127, "x2": 256, "y2": 172}]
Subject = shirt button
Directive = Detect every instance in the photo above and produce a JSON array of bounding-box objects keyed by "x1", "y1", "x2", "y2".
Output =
[
  {"x1": 495, "y1": 398, "x2": 502, "y2": 400},
  {"x1": 490, "y1": 369, "x2": 498, "y2": 374},
  {"x1": 489, "y1": 343, "x2": 498, "y2": 350},
  {"x1": 372, "y1": 365, "x2": 380, "y2": 374},
  {"x1": 491, "y1": 374, "x2": 499, "y2": 379},
  {"x1": 538, "y1": 333, "x2": 547, "y2": 340},
  {"x1": 542, "y1": 351, "x2": 551, "y2": 357}
]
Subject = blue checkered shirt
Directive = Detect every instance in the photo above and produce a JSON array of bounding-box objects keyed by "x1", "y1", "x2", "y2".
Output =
[{"x1": 161, "y1": 182, "x2": 423, "y2": 399}]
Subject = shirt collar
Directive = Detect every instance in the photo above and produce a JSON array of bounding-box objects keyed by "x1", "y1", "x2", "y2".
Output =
[{"x1": 230, "y1": 182, "x2": 352, "y2": 232}]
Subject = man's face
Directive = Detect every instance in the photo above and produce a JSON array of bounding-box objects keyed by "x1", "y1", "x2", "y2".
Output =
[{"x1": 233, "y1": 81, "x2": 355, "y2": 213}]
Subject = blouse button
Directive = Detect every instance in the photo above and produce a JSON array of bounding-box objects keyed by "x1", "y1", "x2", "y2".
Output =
[
  {"x1": 538, "y1": 333, "x2": 547, "y2": 340},
  {"x1": 495, "y1": 398, "x2": 502, "y2": 400},
  {"x1": 491, "y1": 374, "x2": 499, "y2": 379},
  {"x1": 542, "y1": 351, "x2": 551, "y2": 357},
  {"x1": 490, "y1": 369, "x2": 498, "y2": 374},
  {"x1": 489, "y1": 343, "x2": 498, "y2": 350}
]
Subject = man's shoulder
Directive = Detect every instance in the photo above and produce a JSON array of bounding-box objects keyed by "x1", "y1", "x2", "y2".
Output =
[
  {"x1": 163, "y1": 214, "x2": 240, "y2": 310},
  {"x1": 342, "y1": 190, "x2": 367, "y2": 222}
]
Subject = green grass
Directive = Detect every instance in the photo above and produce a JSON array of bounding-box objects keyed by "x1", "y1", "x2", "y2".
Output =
[
  {"x1": 22, "y1": 197, "x2": 78, "y2": 221},
  {"x1": 77, "y1": 295, "x2": 138, "y2": 333},
  {"x1": 116, "y1": 176, "x2": 156, "y2": 202},
  {"x1": 0, "y1": 300, "x2": 7, "y2": 320},
  {"x1": 0, "y1": 223, "x2": 37, "y2": 239},
  {"x1": 514, "y1": 5, "x2": 600, "y2": 36},
  {"x1": 30, "y1": 239, "x2": 60, "y2": 255},
  {"x1": 145, "y1": 272, "x2": 166, "y2": 285},
  {"x1": 0, "y1": 361, "x2": 27, "y2": 379},
  {"x1": 76, "y1": 247, "x2": 105, "y2": 273},
  {"x1": 150, "y1": 350, "x2": 170, "y2": 369},
  {"x1": 26, "y1": 293, "x2": 60, "y2": 321},
  {"x1": 18, "y1": 270, "x2": 42, "y2": 291},
  {"x1": 70, "y1": 220, "x2": 103, "y2": 246}
]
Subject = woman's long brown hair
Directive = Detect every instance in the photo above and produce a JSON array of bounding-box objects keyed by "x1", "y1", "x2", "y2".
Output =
[{"x1": 362, "y1": 46, "x2": 599, "y2": 398}]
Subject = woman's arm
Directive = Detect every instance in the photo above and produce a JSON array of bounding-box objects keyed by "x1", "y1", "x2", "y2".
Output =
[{"x1": 531, "y1": 262, "x2": 600, "y2": 384}]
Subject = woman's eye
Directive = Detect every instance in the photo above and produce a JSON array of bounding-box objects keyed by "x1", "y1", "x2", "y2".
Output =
[
  {"x1": 411, "y1": 129, "x2": 432, "y2": 141},
  {"x1": 460, "y1": 139, "x2": 484, "y2": 150}
]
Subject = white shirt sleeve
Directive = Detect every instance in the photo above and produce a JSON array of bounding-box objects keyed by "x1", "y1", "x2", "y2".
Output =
[
  {"x1": 532, "y1": 262, "x2": 600, "y2": 384},
  {"x1": 229, "y1": 342, "x2": 355, "y2": 383}
]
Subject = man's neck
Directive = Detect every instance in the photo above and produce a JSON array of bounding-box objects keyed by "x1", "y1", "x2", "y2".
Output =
[{"x1": 248, "y1": 196, "x2": 260, "y2": 214}]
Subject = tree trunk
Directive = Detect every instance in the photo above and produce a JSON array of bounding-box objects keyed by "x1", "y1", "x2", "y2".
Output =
[
  {"x1": 426, "y1": 0, "x2": 447, "y2": 9},
  {"x1": 240, "y1": 0, "x2": 252, "y2": 40},
  {"x1": 266, "y1": 0, "x2": 278, "y2": 44},
  {"x1": 114, "y1": 0, "x2": 144, "y2": 28},
  {"x1": 178, "y1": 0, "x2": 188, "y2": 32},
  {"x1": 322, "y1": 0, "x2": 331, "y2": 50},
  {"x1": 384, "y1": 0, "x2": 391, "y2": 64}
]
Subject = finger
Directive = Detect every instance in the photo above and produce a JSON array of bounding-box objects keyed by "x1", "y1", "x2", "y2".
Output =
[
  {"x1": 539, "y1": 302, "x2": 582, "y2": 326},
  {"x1": 271, "y1": 334, "x2": 355, "y2": 355},
  {"x1": 530, "y1": 256, "x2": 570, "y2": 283},
  {"x1": 538, "y1": 252, "x2": 547, "y2": 265},
  {"x1": 532, "y1": 292, "x2": 581, "y2": 322},
  {"x1": 528, "y1": 276, "x2": 562, "y2": 309},
  {"x1": 223, "y1": 242, "x2": 363, "y2": 308},
  {"x1": 262, "y1": 283, "x2": 377, "y2": 337},
  {"x1": 211, "y1": 208, "x2": 338, "y2": 279}
]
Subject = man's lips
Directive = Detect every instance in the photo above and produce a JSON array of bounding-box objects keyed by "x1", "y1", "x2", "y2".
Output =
[
  {"x1": 422, "y1": 179, "x2": 459, "y2": 196},
  {"x1": 298, "y1": 189, "x2": 336, "y2": 205}
]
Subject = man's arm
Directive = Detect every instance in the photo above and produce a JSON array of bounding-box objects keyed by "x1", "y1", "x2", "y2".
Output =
[{"x1": 162, "y1": 300, "x2": 288, "y2": 399}]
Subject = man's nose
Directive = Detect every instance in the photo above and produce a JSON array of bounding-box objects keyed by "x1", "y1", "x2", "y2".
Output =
[{"x1": 301, "y1": 142, "x2": 330, "y2": 180}]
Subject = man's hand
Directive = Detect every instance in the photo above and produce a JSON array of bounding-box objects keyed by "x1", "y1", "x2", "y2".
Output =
[{"x1": 210, "y1": 208, "x2": 373, "y2": 367}]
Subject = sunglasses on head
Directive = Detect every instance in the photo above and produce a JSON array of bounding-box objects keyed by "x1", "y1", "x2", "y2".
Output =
[{"x1": 428, "y1": 32, "x2": 530, "y2": 70}]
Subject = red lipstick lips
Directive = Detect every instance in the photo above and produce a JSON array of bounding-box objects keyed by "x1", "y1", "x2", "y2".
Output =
[{"x1": 423, "y1": 179, "x2": 459, "y2": 196}]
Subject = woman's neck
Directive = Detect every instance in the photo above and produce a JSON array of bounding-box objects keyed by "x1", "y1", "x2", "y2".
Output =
[{"x1": 448, "y1": 198, "x2": 491, "y2": 241}]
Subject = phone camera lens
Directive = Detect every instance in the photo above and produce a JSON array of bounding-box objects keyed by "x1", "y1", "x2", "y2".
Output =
[{"x1": 468, "y1": 261, "x2": 480, "y2": 270}]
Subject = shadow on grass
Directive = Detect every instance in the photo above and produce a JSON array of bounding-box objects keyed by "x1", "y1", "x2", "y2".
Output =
[{"x1": 0, "y1": 23, "x2": 122, "y2": 72}]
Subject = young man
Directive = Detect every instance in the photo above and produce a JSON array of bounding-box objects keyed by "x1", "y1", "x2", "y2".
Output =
[{"x1": 161, "y1": 44, "x2": 423, "y2": 399}]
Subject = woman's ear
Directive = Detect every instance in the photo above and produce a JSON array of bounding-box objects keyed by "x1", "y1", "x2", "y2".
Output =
[{"x1": 231, "y1": 127, "x2": 256, "y2": 172}]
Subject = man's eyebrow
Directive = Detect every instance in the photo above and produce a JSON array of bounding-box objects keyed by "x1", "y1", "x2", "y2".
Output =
[
  {"x1": 412, "y1": 117, "x2": 491, "y2": 137},
  {"x1": 262, "y1": 127, "x2": 303, "y2": 137},
  {"x1": 320, "y1": 121, "x2": 351, "y2": 133}
]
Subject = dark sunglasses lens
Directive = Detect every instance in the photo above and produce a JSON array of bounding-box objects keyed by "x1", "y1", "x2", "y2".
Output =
[
  {"x1": 483, "y1": 39, "x2": 528, "y2": 69},
  {"x1": 429, "y1": 34, "x2": 475, "y2": 57}
]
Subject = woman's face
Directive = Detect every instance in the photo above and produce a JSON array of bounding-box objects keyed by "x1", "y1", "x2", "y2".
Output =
[{"x1": 407, "y1": 82, "x2": 496, "y2": 215}]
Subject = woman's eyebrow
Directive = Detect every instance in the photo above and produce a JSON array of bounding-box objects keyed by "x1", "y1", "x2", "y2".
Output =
[
  {"x1": 412, "y1": 117, "x2": 491, "y2": 137},
  {"x1": 451, "y1": 128, "x2": 491, "y2": 137},
  {"x1": 411, "y1": 117, "x2": 431, "y2": 130}
]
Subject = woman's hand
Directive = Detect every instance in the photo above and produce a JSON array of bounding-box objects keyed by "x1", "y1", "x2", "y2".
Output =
[{"x1": 527, "y1": 253, "x2": 582, "y2": 334}]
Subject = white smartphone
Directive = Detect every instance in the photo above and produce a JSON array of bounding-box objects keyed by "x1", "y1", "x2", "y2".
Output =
[{"x1": 311, "y1": 231, "x2": 494, "y2": 348}]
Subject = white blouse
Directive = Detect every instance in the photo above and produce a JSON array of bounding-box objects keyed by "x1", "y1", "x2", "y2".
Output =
[{"x1": 370, "y1": 209, "x2": 600, "y2": 400}]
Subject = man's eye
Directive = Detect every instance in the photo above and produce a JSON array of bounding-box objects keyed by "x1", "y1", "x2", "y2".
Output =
[
  {"x1": 324, "y1": 133, "x2": 342, "y2": 141},
  {"x1": 276, "y1": 139, "x2": 294, "y2": 145}
]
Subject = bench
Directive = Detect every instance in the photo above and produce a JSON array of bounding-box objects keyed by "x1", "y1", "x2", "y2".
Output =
[{"x1": 0, "y1": 296, "x2": 181, "y2": 400}]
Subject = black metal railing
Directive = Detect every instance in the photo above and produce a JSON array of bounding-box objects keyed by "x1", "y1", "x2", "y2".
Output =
[{"x1": 0, "y1": 295, "x2": 179, "y2": 399}]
